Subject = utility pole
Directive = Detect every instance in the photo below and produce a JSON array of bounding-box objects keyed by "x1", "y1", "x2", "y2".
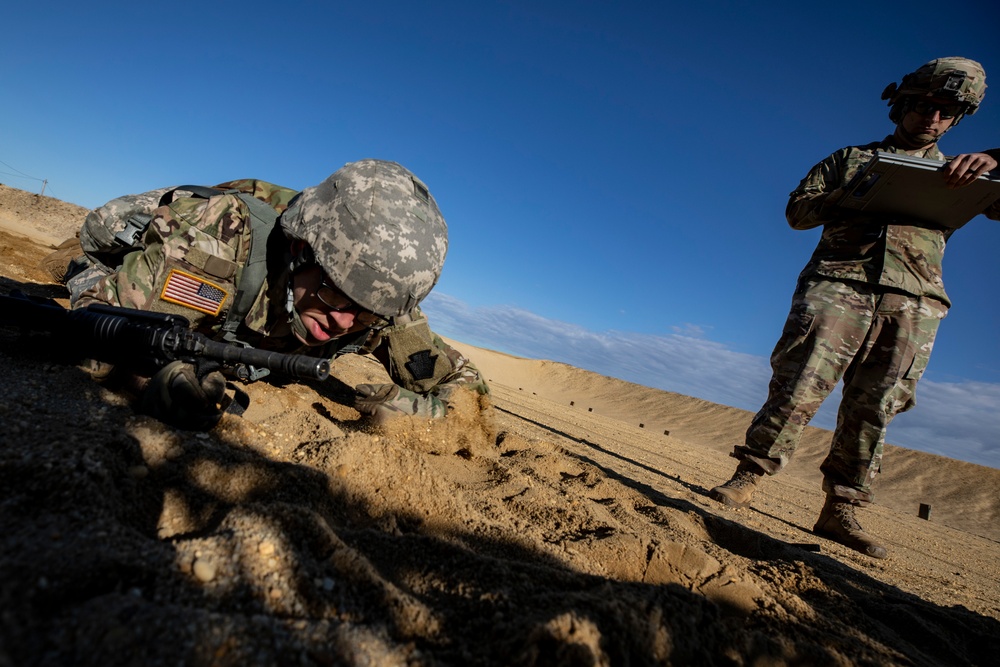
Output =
[{"x1": 40, "y1": 180, "x2": 47, "y2": 197}]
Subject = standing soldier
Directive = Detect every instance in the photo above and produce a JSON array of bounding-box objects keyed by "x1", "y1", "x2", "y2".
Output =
[{"x1": 709, "y1": 58, "x2": 999, "y2": 559}]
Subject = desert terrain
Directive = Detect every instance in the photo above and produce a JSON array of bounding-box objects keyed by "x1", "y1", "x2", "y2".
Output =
[{"x1": 1, "y1": 183, "x2": 998, "y2": 666}]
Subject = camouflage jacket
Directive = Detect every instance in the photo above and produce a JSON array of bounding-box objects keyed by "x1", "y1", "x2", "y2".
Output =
[
  {"x1": 76, "y1": 180, "x2": 488, "y2": 403},
  {"x1": 786, "y1": 137, "x2": 1000, "y2": 307}
]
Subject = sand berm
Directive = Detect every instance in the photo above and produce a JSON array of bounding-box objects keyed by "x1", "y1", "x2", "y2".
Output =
[{"x1": 1, "y1": 183, "x2": 998, "y2": 666}]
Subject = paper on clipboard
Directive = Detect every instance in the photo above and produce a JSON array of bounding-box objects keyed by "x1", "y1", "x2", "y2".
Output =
[{"x1": 838, "y1": 151, "x2": 1000, "y2": 228}]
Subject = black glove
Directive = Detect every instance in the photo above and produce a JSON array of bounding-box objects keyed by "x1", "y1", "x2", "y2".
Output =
[{"x1": 140, "y1": 360, "x2": 227, "y2": 430}]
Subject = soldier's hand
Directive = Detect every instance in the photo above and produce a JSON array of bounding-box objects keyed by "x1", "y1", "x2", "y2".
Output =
[
  {"x1": 354, "y1": 383, "x2": 440, "y2": 425},
  {"x1": 140, "y1": 360, "x2": 227, "y2": 430},
  {"x1": 943, "y1": 153, "x2": 997, "y2": 188}
]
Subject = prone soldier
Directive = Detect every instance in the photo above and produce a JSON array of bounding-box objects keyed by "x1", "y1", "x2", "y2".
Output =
[{"x1": 48, "y1": 159, "x2": 489, "y2": 429}]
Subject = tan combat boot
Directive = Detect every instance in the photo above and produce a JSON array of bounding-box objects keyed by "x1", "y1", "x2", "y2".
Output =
[
  {"x1": 813, "y1": 497, "x2": 888, "y2": 559},
  {"x1": 709, "y1": 461, "x2": 764, "y2": 508}
]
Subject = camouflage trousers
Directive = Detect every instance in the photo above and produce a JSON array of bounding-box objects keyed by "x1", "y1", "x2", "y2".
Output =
[{"x1": 734, "y1": 278, "x2": 947, "y2": 504}]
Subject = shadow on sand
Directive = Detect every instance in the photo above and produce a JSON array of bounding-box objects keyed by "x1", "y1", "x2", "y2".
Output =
[{"x1": 2, "y1": 278, "x2": 998, "y2": 666}]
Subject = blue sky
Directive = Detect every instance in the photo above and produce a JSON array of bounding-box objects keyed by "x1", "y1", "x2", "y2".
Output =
[{"x1": 3, "y1": 1, "x2": 998, "y2": 468}]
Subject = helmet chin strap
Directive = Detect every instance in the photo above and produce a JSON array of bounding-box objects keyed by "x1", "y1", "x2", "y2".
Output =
[
  {"x1": 895, "y1": 120, "x2": 951, "y2": 150},
  {"x1": 285, "y1": 283, "x2": 311, "y2": 343},
  {"x1": 286, "y1": 243, "x2": 314, "y2": 343}
]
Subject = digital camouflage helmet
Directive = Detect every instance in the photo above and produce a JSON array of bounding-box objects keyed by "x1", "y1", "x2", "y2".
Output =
[
  {"x1": 280, "y1": 159, "x2": 449, "y2": 318},
  {"x1": 882, "y1": 57, "x2": 987, "y2": 124}
]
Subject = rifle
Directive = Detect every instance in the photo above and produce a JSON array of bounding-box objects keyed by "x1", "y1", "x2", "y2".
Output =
[{"x1": 0, "y1": 290, "x2": 330, "y2": 382}]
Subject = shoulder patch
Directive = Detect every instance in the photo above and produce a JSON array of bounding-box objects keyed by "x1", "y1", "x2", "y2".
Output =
[
  {"x1": 160, "y1": 268, "x2": 228, "y2": 316},
  {"x1": 405, "y1": 350, "x2": 438, "y2": 381}
]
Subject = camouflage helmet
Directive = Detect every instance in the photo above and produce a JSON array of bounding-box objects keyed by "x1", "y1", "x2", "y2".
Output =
[
  {"x1": 882, "y1": 57, "x2": 987, "y2": 122},
  {"x1": 280, "y1": 159, "x2": 448, "y2": 317}
]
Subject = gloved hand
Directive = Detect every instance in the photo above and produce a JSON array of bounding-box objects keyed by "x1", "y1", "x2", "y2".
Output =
[
  {"x1": 140, "y1": 360, "x2": 228, "y2": 430},
  {"x1": 354, "y1": 383, "x2": 443, "y2": 425}
]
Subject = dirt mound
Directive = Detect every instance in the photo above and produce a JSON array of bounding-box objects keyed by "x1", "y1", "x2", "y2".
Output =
[{"x1": 0, "y1": 183, "x2": 88, "y2": 245}]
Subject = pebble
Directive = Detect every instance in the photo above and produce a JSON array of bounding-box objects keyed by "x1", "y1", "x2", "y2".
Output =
[
  {"x1": 258, "y1": 540, "x2": 276, "y2": 556},
  {"x1": 193, "y1": 558, "x2": 218, "y2": 582}
]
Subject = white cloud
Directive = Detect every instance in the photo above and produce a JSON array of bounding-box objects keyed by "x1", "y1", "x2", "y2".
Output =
[
  {"x1": 422, "y1": 293, "x2": 1000, "y2": 470},
  {"x1": 670, "y1": 323, "x2": 710, "y2": 337},
  {"x1": 888, "y1": 380, "x2": 1000, "y2": 466}
]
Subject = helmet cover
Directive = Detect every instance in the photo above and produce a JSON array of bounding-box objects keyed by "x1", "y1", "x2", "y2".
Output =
[
  {"x1": 882, "y1": 57, "x2": 987, "y2": 121},
  {"x1": 280, "y1": 159, "x2": 448, "y2": 317}
]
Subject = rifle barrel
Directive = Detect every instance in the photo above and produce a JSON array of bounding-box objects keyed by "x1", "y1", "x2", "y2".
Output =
[{"x1": 1, "y1": 294, "x2": 330, "y2": 381}]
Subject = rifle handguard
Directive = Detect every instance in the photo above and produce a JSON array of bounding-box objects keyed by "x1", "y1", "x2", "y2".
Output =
[{"x1": 1, "y1": 293, "x2": 330, "y2": 382}]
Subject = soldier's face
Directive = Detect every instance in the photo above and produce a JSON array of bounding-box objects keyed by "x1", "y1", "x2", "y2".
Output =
[
  {"x1": 291, "y1": 265, "x2": 371, "y2": 345},
  {"x1": 896, "y1": 97, "x2": 957, "y2": 147}
]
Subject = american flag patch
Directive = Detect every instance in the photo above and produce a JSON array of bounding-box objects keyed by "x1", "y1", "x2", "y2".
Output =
[{"x1": 159, "y1": 269, "x2": 228, "y2": 316}]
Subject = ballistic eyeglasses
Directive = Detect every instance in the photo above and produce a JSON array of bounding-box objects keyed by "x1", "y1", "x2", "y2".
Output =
[
  {"x1": 316, "y1": 280, "x2": 384, "y2": 327},
  {"x1": 908, "y1": 99, "x2": 965, "y2": 119}
]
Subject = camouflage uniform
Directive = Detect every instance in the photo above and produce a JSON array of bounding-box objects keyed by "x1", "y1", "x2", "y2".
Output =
[
  {"x1": 734, "y1": 138, "x2": 1000, "y2": 504},
  {"x1": 74, "y1": 177, "x2": 487, "y2": 417}
]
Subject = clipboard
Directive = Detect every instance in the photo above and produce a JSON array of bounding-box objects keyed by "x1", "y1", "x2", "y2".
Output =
[{"x1": 838, "y1": 151, "x2": 1000, "y2": 228}]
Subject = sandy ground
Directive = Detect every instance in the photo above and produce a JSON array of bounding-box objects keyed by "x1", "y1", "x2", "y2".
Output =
[{"x1": 1, "y1": 183, "x2": 998, "y2": 666}]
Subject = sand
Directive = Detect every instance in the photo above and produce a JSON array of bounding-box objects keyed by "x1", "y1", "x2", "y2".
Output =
[{"x1": 1, "y1": 183, "x2": 998, "y2": 666}]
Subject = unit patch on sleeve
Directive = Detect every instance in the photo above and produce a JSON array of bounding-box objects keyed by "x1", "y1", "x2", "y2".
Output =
[
  {"x1": 160, "y1": 268, "x2": 229, "y2": 316},
  {"x1": 405, "y1": 350, "x2": 438, "y2": 381}
]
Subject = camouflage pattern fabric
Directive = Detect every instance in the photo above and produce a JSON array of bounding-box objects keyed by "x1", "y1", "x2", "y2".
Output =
[
  {"x1": 76, "y1": 180, "x2": 296, "y2": 317},
  {"x1": 735, "y1": 278, "x2": 946, "y2": 504},
  {"x1": 788, "y1": 138, "x2": 971, "y2": 307},
  {"x1": 279, "y1": 159, "x2": 449, "y2": 318},
  {"x1": 360, "y1": 306, "x2": 490, "y2": 405},
  {"x1": 733, "y1": 136, "x2": 1000, "y2": 504},
  {"x1": 425, "y1": 328, "x2": 490, "y2": 401},
  {"x1": 379, "y1": 309, "x2": 461, "y2": 394},
  {"x1": 74, "y1": 176, "x2": 487, "y2": 410},
  {"x1": 79, "y1": 186, "x2": 179, "y2": 271},
  {"x1": 356, "y1": 383, "x2": 452, "y2": 421},
  {"x1": 883, "y1": 57, "x2": 987, "y2": 121}
]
